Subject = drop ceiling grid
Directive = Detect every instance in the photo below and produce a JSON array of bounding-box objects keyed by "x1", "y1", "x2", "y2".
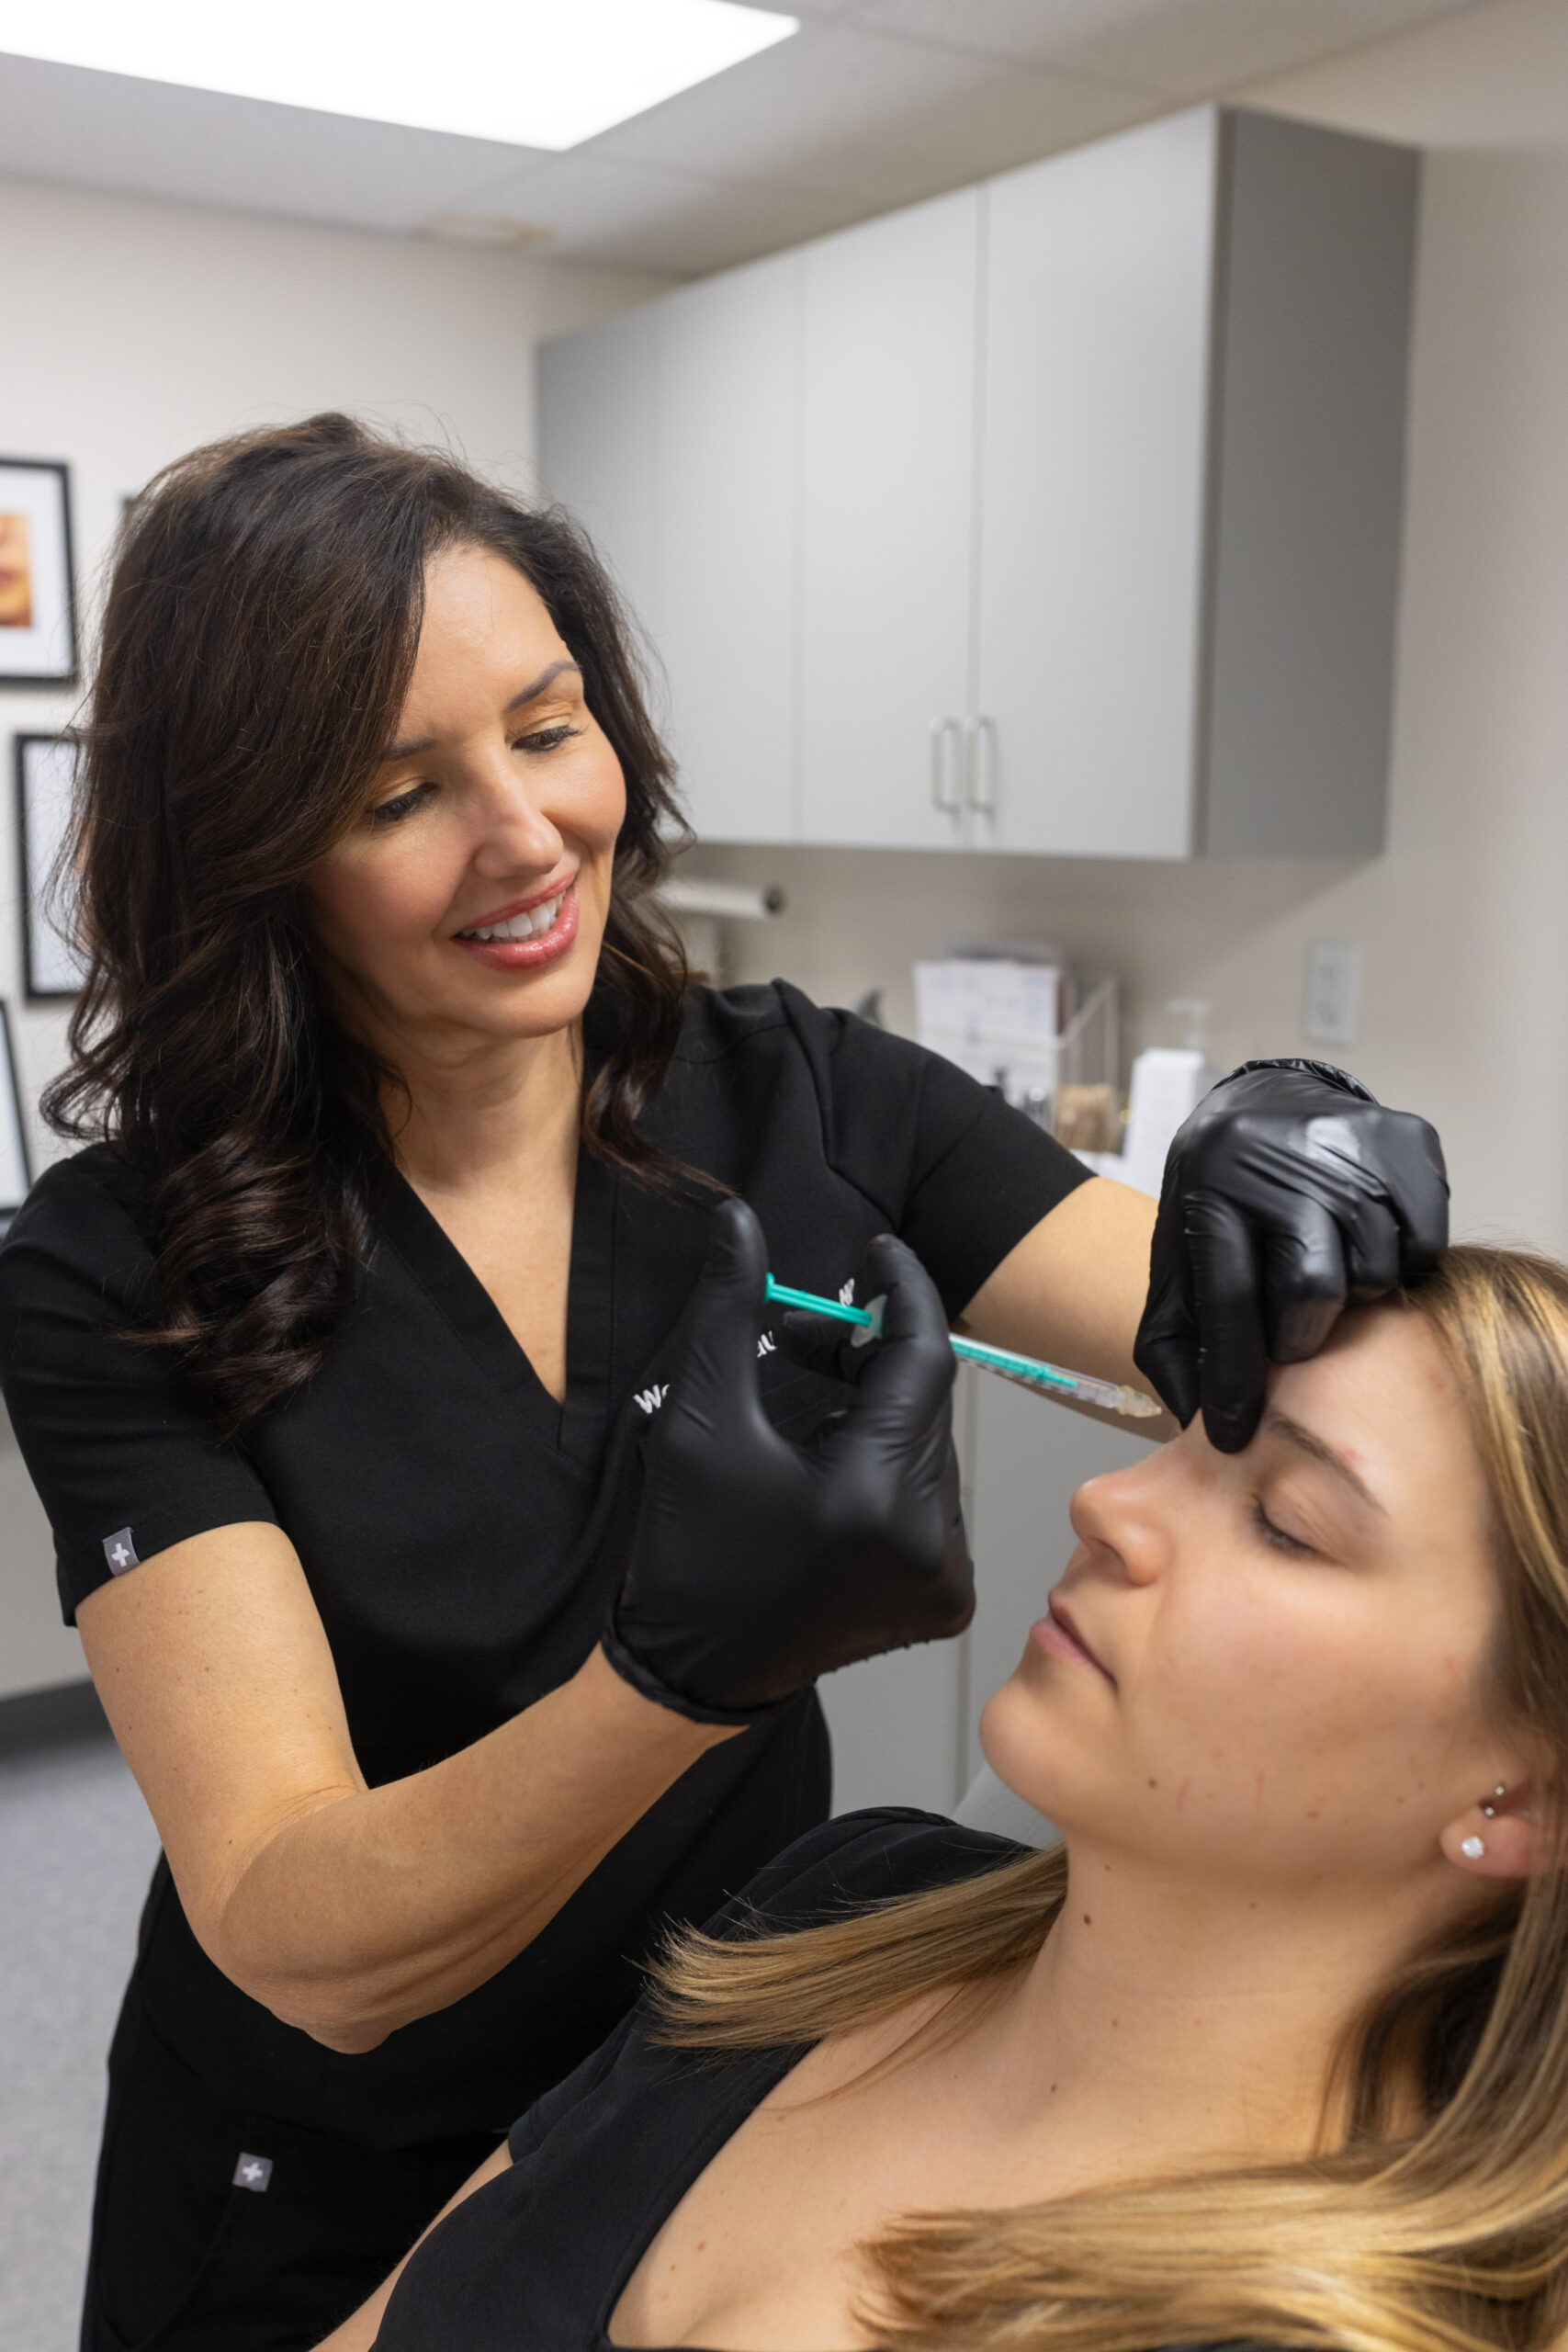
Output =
[{"x1": 0, "y1": 0, "x2": 1494, "y2": 273}]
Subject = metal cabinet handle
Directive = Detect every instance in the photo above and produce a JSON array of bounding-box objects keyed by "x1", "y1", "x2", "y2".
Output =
[
  {"x1": 964, "y1": 713, "x2": 998, "y2": 816},
  {"x1": 930, "y1": 716, "x2": 963, "y2": 816}
]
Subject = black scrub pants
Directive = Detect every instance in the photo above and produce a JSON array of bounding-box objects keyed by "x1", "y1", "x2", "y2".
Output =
[{"x1": 81, "y1": 1993, "x2": 497, "y2": 2351}]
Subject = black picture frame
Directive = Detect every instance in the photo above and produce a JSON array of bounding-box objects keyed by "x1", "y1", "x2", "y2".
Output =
[
  {"x1": 16, "y1": 732, "x2": 86, "y2": 1001},
  {"x1": 0, "y1": 1001, "x2": 32, "y2": 1224},
  {"x1": 0, "y1": 458, "x2": 77, "y2": 685}
]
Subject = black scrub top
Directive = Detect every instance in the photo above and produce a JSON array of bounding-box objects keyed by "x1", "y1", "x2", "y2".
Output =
[
  {"x1": 374, "y1": 1809, "x2": 1287, "y2": 2352},
  {"x1": 0, "y1": 982, "x2": 1088, "y2": 2154}
]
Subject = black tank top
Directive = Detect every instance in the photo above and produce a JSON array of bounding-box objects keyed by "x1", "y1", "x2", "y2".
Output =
[
  {"x1": 375, "y1": 1811, "x2": 1020, "y2": 2349},
  {"x1": 374, "y1": 1811, "x2": 1287, "y2": 2352}
]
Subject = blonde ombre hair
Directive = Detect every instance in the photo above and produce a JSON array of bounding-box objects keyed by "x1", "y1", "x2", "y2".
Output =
[{"x1": 649, "y1": 1247, "x2": 1568, "y2": 2352}]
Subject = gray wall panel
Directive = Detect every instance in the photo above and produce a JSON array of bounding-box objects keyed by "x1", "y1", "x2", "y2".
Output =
[{"x1": 1201, "y1": 111, "x2": 1418, "y2": 855}]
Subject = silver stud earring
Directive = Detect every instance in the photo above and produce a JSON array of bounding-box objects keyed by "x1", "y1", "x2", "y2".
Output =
[
  {"x1": 1461, "y1": 1835, "x2": 1486, "y2": 1860},
  {"x1": 1482, "y1": 1784, "x2": 1506, "y2": 1819}
]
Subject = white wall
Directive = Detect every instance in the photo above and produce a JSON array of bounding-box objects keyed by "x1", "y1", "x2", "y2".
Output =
[
  {"x1": 701, "y1": 0, "x2": 1568, "y2": 1266},
  {"x1": 0, "y1": 176, "x2": 668, "y2": 1698},
  {"x1": 0, "y1": 177, "x2": 668, "y2": 1170}
]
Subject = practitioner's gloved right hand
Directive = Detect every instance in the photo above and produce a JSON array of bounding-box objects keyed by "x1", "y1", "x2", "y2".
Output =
[
  {"x1": 603, "y1": 1199, "x2": 973, "y2": 1724},
  {"x1": 1134, "y1": 1058, "x2": 1449, "y2": 1453}
]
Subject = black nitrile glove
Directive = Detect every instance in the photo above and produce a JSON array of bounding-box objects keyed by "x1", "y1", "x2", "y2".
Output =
[
  {"x1": 1134, "y1": 1059, "x2": 1449, "y2": 1455},
  {"x1": 604, "y1": 1199, "x2": 974, "y2": 1722}
]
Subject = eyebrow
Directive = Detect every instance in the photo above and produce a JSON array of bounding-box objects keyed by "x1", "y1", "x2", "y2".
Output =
[
  {"x1": 1261, "y1": 1410, "x2": 1386, "y2": 1516},
  {"x1": 378, "y1": 660, "x2": 581, "y2": 763}
]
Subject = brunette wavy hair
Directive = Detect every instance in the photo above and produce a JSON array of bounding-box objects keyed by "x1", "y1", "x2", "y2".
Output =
[{"x1": 44, "y1": 413, "x2": 691, "y2": 1437}]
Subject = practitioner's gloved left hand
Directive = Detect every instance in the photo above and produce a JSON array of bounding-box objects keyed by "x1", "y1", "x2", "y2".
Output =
[
  {"x1": 604, "y1": 1198, "x2": 972, "y2": 1723},
  {"x1": 1134, "y1": 1058, "x2": 1449, "y2": 1455}
]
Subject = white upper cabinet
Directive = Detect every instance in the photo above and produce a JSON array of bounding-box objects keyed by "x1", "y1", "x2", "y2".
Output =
[
  {"x1": 652, "y1": 255, "x2": 801, "y2": 844},
  {"x1": 798, "y1": 188, "x2": 980, "y2": 849},
  {"x1": 1198, "y1": 112, "x2": 1416, "y2": 855},
  {"x1": 536, "y1": 304, "x2": 659, "y2": 639},
  {"x1": 536, "y1": 106, "x2": 1416, "y2": 861},
  {"x1": 975, "y1": 113, "x2": 1216, "y2": 857},
  {"x1": 973, "y1": 108, "x2": 1416, "y2": 858},
  {"x1": 539, "y1": 263, "x2": 798, "y2": 843}
]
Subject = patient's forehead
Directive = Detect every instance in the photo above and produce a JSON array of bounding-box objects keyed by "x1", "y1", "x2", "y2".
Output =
[
  {"x1": 1292, "y1": 1298, "x2": 1453, "y2": 1391},
  {"x1": 1261, "y1": 1304, "x2": 1483, "y2": 1527}
]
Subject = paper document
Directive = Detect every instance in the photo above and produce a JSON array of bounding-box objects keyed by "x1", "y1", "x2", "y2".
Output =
[{"x1": 913, "y1": 959, "x2": 1062, "y2": 1107}]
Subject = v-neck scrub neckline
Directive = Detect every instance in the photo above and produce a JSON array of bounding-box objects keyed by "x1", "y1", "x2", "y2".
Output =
[
  {"x1": 378, "y1": 1148, "x2": 620, "y2": 1460},
  {"x1": 0, "y1": 983, "x2": 1089, "y2": 2165}
]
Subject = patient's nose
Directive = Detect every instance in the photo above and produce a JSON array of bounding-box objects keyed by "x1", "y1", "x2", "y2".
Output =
[{"x1": 1068, "y1": 1459, "x2": 1169, "y2": 1588}]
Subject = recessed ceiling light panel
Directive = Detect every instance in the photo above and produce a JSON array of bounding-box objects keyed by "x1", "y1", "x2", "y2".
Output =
[{"x1": 0, "y1": 0, "x2": 799, "y2": 150}]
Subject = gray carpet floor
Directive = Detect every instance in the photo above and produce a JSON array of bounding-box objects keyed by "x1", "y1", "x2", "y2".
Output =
[{"x1": 0, "y1": 1736, "x2": 161, "y2": 2351}]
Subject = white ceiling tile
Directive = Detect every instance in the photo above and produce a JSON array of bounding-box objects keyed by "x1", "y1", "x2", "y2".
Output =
[
  {"x1": 852, "y1": 0, "x2": 1160, "y2": 68},
  {"x1": 587, "y1": 22, "x2": 1147, "y2": 204},
  {"x1": 452, "y1": 150, "x2": 873, "y2": 273},
  {"x1": 0, "y1": 52, "x2": 536, "y2": 231},
  {"x1": 0, "y1": 0, "x2": 1504, "y2": 273},
  {"x1": 1027, "y1": 0, "x2": 1479, "y2": 101}
]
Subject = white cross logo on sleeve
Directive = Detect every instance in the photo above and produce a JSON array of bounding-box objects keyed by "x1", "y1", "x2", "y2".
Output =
[
  {"x1": 232, "y1": 2152, "x2": 274, "y2": 2191},
  {"x1": 102, "y1": 1529, "x2": 140, "y2": 1575},
  {"x1": 108, "y1": 1542, "x2": 130, "y2": 1569}
]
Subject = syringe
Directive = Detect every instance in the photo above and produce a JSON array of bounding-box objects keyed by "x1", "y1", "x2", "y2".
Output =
[{"x1": 763, "y1": 1277, "x2": 1164, "y2": 1421}]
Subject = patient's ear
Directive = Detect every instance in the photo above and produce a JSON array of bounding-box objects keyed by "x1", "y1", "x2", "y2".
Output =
[{"x1": 1439, "y1": 1776, "x2": 1560, "y2": 1882}]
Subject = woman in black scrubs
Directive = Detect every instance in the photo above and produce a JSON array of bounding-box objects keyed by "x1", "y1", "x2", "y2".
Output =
[{"x1": 0, "y1": 415, "x2": 1446, "y2": 2352}]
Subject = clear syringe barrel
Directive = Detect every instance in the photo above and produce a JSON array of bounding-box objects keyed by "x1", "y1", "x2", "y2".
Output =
[{"x1": 764, "y1": 1276, "x2": 1162, "y2": 1420}]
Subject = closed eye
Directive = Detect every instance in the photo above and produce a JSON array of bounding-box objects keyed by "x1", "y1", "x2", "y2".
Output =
[
  {"x1": 371, "y1": 781, "x2": 434, "y2": 828},
  {"x1": 1251, "y1": 1498, "x2": 1315, "y2": 1558},
  {"x1": 513, "y1": 723, "x2": 581, "y2": 755},
  {"x1": 369, "y1": 723, "x2": 580, "y2": 825}
]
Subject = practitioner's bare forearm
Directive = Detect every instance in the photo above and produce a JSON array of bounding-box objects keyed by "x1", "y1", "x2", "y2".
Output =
[{"x1": 80, "y1": 1526, "x2": 733, "y2": 2051}]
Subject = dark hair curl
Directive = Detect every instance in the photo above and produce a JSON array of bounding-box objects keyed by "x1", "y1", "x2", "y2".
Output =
[{"x1": 44, "y1": 413, "x2": 692, "y2": 1437}]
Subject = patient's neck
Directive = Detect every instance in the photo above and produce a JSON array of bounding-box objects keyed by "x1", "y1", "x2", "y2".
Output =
[{"x1": 966, "y1": 1839, "x2": 1440, "y2": 2191}]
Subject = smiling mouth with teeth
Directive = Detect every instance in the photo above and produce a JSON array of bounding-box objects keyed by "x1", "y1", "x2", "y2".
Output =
[{"x1": 457, "y1": 888, "x2": 569, "y2": 944}]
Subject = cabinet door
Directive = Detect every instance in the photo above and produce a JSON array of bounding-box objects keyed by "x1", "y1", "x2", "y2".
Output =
[
  {"x1": 654, "y1": 255, "x2": 800, "y2": 844},
  {"x1": 975, "y1": 110, "x2": 1216, "y2": 858},
  {"x1": 799, "y1": 188, "x2": 980, "y2": 849},
  {"x1": 536, "y1": 305, "x2": 659, "y2": 643}
]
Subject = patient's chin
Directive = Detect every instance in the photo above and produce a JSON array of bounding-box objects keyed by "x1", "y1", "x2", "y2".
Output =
[{"x1": 977, "y1": 1674, "x2": 1070, "y2": 1825}]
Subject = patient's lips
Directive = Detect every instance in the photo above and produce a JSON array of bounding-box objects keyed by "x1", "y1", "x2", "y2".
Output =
[{"x1": 1032, "y1": 1595, "x2": 1115, "y2": 1685}]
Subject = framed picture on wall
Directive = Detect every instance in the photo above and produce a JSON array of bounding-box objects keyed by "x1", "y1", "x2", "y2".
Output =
[
  {"x1": 16, "y1": 733, "x2": 87, "y2": 1001},
  {"x1": 0, "y1": 1001, "x2": 32, "y2": 1225},
  {"x1": 0, "y1": 458, "x2": 77, "y2": 684}
]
